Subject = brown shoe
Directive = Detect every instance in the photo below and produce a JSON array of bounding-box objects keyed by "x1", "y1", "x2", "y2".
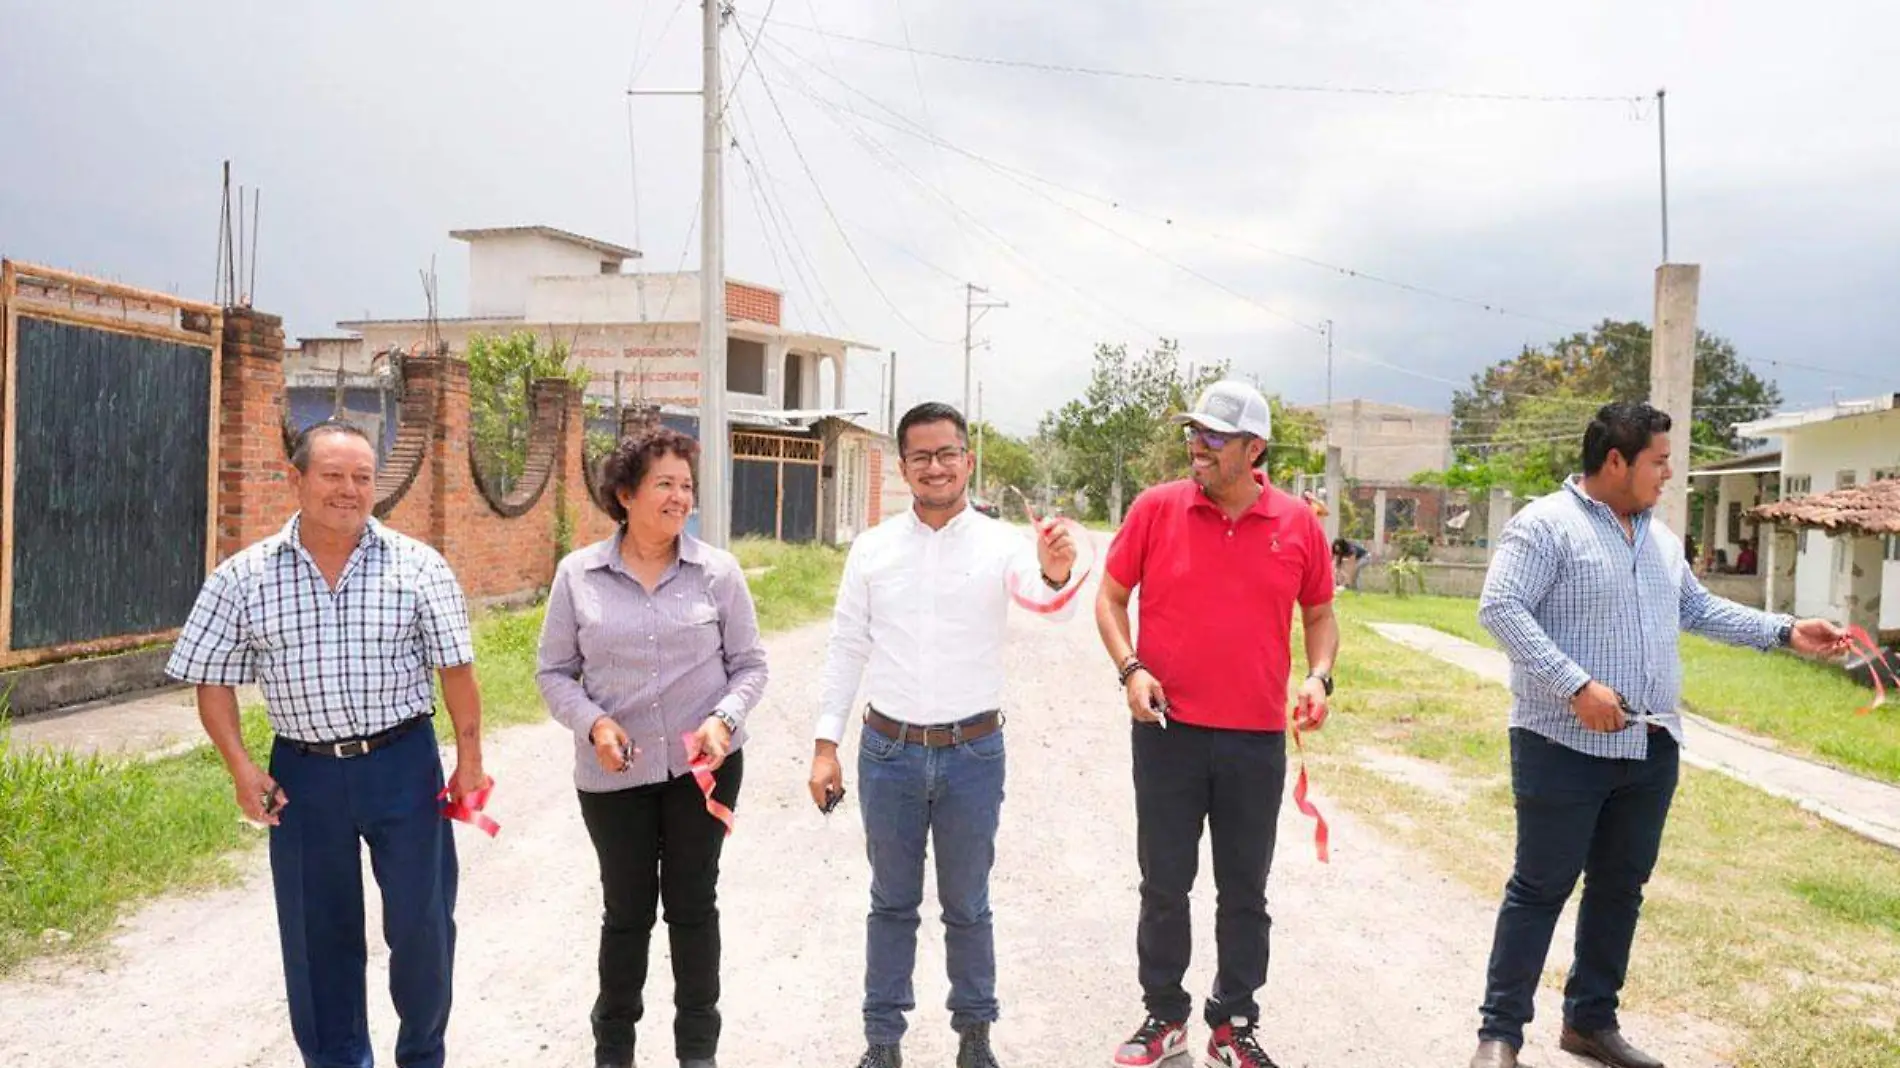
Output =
[
  {"x1": 1559, "y1": 1025, "x2": 1664, "y2": 1068},
  {"x1": 1468, "y1": 1039, "x2": 1517, "y2": 1068}
]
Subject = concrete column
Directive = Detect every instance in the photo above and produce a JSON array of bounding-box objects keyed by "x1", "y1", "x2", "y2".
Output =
[
  {"x1": 1768, "y1": 527, "x2": 1799, "y2": 614},
  {"x1": 764, "y1": 341, "x2": 789, "y2": 408},
  {"x1": 832, "y1": 354, "x2": 847, "y2": 412},
  {"x1": 1323, "y1": 445, "x2": 1342, "y2": 542},
  {"x1": 1649, "y1": 263, "x2": 1700, "y2": 537},
  {"x1": 1373, "y1": 488, "x2": 1389, "y2": 556},
  {"x1": 1843, "y1": 534, "x2": 1884, "y2": 637},
  {"x1": 1487, "y1": 487, "x2": 1513, "y2": 550}
]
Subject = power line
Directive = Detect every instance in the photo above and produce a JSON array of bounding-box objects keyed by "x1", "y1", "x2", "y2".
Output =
[
  {"x1": 720, "y1": 0, "x2": 782, "y2": 118},
  {"x1": 732, "y1": 19, "x2": 957, "y2": 346},
  {"x1": 628, "y1": 0, "x2": 692, "y2": 88},
  {"x1": 728, "y1": 90, "x2": 846, "y2": 335},
  {"x1": 744, "y1": 15, "x2": 1647, "y2": 105},
  {"x1": 752, "y1": 42, "x2": 1168, "y2": 345}
]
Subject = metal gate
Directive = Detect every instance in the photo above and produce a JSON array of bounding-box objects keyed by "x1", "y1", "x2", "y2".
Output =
[
  {"x1": 732, "y1": 432, "x2": 821, "y2": 542},
  {"x1": 1, "y1": 262, "x2": 222, "y2": 667}
]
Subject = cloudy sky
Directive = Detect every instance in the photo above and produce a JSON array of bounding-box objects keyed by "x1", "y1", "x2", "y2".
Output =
[{"x1": 3, "y1": 0, "x2": 1896, "y2": 436}]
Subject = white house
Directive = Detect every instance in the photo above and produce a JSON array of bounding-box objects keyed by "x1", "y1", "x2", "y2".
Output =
[{"x1": 1733, "y1": 394, "x2": 1900, "y2": 631}]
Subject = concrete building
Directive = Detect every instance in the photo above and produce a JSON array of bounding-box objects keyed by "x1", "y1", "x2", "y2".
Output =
[
  {"x1": 290, "y1": 225, "x2": 905, "y2": 543},
  {"x1": 1731, "y1": 394, "x2": 1900, "y2": 631},
  {"x1": 1298, "y1": 399, "x2": 1453, "y2": 484}
]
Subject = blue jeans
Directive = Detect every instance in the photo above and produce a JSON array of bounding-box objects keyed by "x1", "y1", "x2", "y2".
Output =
[
  {"x1": 857, "y1": 719, "x2": 1007, "y2": 1045},
  {"x1": 269, "y1": 722, "x2": 459, "y2": 1068},
  {"x1": 1479, "y1": 728, "x2": 1679, "y2": 1048}
]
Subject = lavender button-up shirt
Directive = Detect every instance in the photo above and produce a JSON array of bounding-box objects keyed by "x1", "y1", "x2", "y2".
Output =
[{"x1": 537, "y1": 532, "x2": 769, "y2": 793}]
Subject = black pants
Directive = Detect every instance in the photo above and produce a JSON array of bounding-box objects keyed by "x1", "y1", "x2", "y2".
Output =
[
  {"x1": 1132, "y1": 722, "x2": 1286, "y2": 1028},
  {"x1": 1479, "y1": 729, "x2": 1679, "y2": 1048},
  {"x1": 577, "y1": 750, "x2": 744, "y2": 1063}
]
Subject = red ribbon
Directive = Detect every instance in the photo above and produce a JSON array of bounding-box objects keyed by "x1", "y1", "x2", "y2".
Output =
[
  {"x1": 1003, "y1": 489, "x2": 1094, "y2": 615},
  {"x1": 438, "y1": 781, "x2": 500, "y2": 837},
  {"x1": 1845, "y1": 625, "x2": 1898, "y2": 714},
  {"x1": 1291, "y1": 726, "x2": 1330, "y2": 864},
  {"x1": 683, "y1": 732, "x2": 736, "y2": 836}
]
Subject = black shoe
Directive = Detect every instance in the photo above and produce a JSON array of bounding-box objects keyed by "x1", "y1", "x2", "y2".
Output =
[
  {"x1": 958, "y1": 1023, "x2": 1001, "y2": 1068},
  {"x1": 856, "y1": 1044, "x2": 903, "y2": 1068},
  {"x1": 680, "y1": 1060, "x2": 717, "y2": 1068}
]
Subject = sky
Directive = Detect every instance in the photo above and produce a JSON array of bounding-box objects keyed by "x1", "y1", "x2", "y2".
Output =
[{"x1": 3, "y1": 0, "x2": 1897, "y2": 437}]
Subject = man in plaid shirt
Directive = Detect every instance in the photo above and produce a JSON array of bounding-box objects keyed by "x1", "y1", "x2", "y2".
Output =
[
  {"x1": 168, "y1": 420, "x2": 487, "y2": 1068},
  {"x1": 1466, "y1": 403, "x2": 1846, "y2": 1068}
]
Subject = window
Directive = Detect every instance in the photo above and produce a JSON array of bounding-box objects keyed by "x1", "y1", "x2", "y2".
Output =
[
  {"x1": 1784, "y1": 474, "x2": 1813, "y2": 497},
  {"x1": 1837, "y1": 470, "x2": 1858, "y2": 490},
  {"x1": 1874, "y1": 466, "x2": 1900, "y2": 483},
  {"x1": 1727, "y1": 501, "x2": 1744, "y2": 544},
  {"x1": 725, "y1": 339, "x2": 766, "y2": 394}
]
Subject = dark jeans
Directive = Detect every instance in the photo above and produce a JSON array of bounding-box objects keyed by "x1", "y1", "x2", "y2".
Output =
[
  {"x1": 268, "y1": 721, "x2": 458, "y2": 1068},
  {"x1": 577, "y1": 749, "x2": 744, "y2": 1063},
  {"x1": 1132, "y1": 721, "x2": 1286, "y2": 1028},
  {"x1": 857, "y1": 720, "x2": 1007, "y2": 1045},
  {"x1": 1479, "y1": 728, "x2": 1679, "y2": 1048}
]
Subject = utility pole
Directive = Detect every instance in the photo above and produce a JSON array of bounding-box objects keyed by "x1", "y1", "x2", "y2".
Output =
[
  {"x1": 1656, "y1": 88, "x2": 1669, "y2": 265},
  {"x1": 1322, "y1": 319, "x2": 1335, "y2": 446},
  {"x1": 1650, "y1": 263, "x2": 1700, "y2": 536},
  {"x1": 975, "y1": 381, "x2": 985, "y2": 496},
  {"x1": 695, "y1": 0, "x2": 730, "y2": 546},
  {"x1": 963, "y1": 282, "x2": 1006, "y2": 416},
  {"x1": 887, "y1": 351, "x2": 898, "y2": 434}
]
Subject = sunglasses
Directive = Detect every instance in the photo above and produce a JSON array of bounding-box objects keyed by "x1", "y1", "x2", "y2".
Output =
[{"x1": 1183, "y1": 425, "x2": 1241, "y2": 450}]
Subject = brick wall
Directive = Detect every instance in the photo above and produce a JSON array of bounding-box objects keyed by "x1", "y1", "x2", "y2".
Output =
[
  {"x1": 225, "y1": 310, "x2": 611, "y2": 603},
  {"x1": 218, "y1": 309, "x2": 298, "y2": 558},
  {"x1": 725, "y1": 280, "x2": 781, "y2": 327},
  {"x1": 867, "y1": 446, "x2": 885, "y2": 524}
]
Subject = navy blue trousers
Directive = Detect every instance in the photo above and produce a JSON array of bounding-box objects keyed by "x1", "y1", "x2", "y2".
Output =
[{"x1": 268, "y1": 722, "x2": 459, "y2": 1068}]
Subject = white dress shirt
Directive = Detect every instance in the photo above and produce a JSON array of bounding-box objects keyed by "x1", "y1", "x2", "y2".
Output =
[{"x1": 815, "y1": 505, "x2": 1080, "y2": 744}]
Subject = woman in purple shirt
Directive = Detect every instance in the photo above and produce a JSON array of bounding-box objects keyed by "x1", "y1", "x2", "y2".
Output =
[{"x1": 536, "y1": 423, "x2": 769, "y2": 1068}]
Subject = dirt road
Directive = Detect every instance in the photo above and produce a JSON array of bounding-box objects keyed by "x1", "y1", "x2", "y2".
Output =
[{"x1": 0, "y1": 579, "x2": 1731, "y2": 1066}]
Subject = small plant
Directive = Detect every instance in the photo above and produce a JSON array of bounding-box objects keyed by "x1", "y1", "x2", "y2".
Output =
[
  {"x1": 1387, "y1": 558, "x2": 1427, "y2": 598},
  {"x1": 1392, "y1": 529, "x2": 1432, "y2": 562}
]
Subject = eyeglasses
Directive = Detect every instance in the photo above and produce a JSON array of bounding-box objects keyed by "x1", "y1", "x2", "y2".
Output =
[
  {"x1": 1183, "y1": 425, "x2": 1239, "y2": 450},
  {"x1": 903, "y1": 446, "x2": 969, "y2": 470}
]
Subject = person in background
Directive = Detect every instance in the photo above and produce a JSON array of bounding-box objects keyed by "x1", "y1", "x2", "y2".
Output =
[
  {"x1": 167, "y1": 419, "x2": 486, "y2": 1068},
  {"x1": 1466, "y1": 402, "x2": 1847, "y2": 1068},
  {"x1": 1734, "y1": 539, "x2": 1758, "y2": 575},
  {"x1": 537, "y1": 424, "x2": 769, "y2": 1068},
  {"x1": 1331, "y1": 536, "x2": 1370, "y2": 592}
]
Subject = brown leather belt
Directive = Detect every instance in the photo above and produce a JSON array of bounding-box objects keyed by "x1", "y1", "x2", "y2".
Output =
[{"x1": 865, "y1": 707, "x2": 1001, "y2": 748}]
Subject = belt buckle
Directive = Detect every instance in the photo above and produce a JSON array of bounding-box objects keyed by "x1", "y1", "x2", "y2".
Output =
[
  {"x1": 949, "y1": 722, "x2": 966, "y2": 746},
  {"x1": 332, "y1": 739, "x2": 369, "y2": 759}
]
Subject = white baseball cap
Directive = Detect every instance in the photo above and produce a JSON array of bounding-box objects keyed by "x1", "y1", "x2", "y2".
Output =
[{"x1": 1172, "y1": 380, "x2": 1272, "y2": 439}]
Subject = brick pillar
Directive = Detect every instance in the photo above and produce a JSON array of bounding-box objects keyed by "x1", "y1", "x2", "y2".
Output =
[
  {"x1": 427, "y1": 357, "x2": 472, "y2": 567},
  {"x1": 217, "y1": 307, "x2": 296, "y2": 560}
]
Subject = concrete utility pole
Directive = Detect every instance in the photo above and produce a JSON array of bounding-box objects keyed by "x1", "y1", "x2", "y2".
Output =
[
  {"x1": 887, "y1": 351, "x2": 898, "y2": 434},
  {"x1": 1656, "y1": 88, "x2": 1670, "y2": 264},
  {"x1": 963, "y1": 283, "x2": 1006, "y2": 416},
  {"x1": 975, "y1": 381, "x2": 985, "y2": 495},
  {"x1": 695, "y1": 0, "x2": 731, "y2": 546},
  {"x1": 1322, "y1": 319, "x2": 1335, "y2": 445},
  {"x1": 1650, "y1": 263, "x2": 1700, "y2": 537}
]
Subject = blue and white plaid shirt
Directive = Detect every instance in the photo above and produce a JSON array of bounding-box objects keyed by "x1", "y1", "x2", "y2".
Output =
[
  {"x1": 1478, "y1": 476, "x2": 1792, "y2": 760},
  {"x1": 166, "y1": 515, "x2": 475, "y2": 743}
]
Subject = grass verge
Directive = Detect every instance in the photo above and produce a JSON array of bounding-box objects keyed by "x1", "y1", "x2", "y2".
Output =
[
  {"x1": 1343, "y1": 590, "x2": 1900, "y2": 785},
  {"x1": 1320, "y1": 601, "x2": 1900, "y2": 1068},
  {"x1": 0, "y1": 544, "x2": 845, "y2": 976}
]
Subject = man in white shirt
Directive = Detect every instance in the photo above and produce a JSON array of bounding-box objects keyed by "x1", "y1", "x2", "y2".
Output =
[{"x1": 810, "y1": 401, "x2": 1078, "y2": 1068}]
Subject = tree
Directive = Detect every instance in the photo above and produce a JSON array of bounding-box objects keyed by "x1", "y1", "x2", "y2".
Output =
[
  {"x1": 466, "y1": 331, "x2": 591, "y2": 494},
  {"x1": 970, "y1": 421, "x2": 1037, "y2": 505},
  {"x1": 1451, "y1": 320, "x2": 1780, "y2": 465}
]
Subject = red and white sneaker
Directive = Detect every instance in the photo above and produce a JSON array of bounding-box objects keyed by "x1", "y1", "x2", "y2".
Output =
[
  {"x1": 1204, "y1": 1018, "x2": 1279, "y2": 1068},
  {"x1": 1112, "y1": 1015, "x2": 1188, "y2": 1066}
]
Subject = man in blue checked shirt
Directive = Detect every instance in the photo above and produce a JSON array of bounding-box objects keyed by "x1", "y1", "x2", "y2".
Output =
[
  {"x1": 168, "y1": 419, "x2": 488, "y2": 1068},
  {"x1": 1465, "y1": 402, "x2": 1846, "y2": 1068}
]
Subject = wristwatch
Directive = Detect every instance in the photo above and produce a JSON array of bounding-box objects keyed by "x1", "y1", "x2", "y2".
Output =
[
  {"x1": 1777, "y1": 620, "x2": 1795, "y2": 648},
  {"x1": 712, "y1": 708, "x2": 742, "y2": 734},
  {"x1": 1308, "y1": 671, "x2": 1334, "y2": 697}
]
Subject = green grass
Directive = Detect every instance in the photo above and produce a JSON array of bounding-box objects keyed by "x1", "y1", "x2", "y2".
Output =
[
  {"x1": 1317, "y1": 604, "x2": 1900, "y2": 1068},
  {"x1": 0, "y1": 547, "x2": 846, "y2": 976},
  {"x1": 731, "y1": 537, "x2": 848, "y2": 634},
  {"x1": 1345, "y1": 591, "x2": 1900, "y2": 785}
]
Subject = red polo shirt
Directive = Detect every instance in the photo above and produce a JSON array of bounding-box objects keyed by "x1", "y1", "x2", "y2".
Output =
[{"x1": 1106, "y1": 475, "x2": 1334, "y2": 732}]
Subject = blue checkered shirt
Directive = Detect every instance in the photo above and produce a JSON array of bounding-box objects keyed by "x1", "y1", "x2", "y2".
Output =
[
  {"x1": 166, "y1": 515, "x2": 475, "y2": 743},
  {"x1": 1478, "y1": 476, "x2": 1791, "y2": 760}
]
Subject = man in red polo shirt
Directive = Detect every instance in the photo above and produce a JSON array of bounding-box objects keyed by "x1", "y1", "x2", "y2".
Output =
[{"x1": 1096, "y1": 380, "x2": 1339, "y2": 1068}]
